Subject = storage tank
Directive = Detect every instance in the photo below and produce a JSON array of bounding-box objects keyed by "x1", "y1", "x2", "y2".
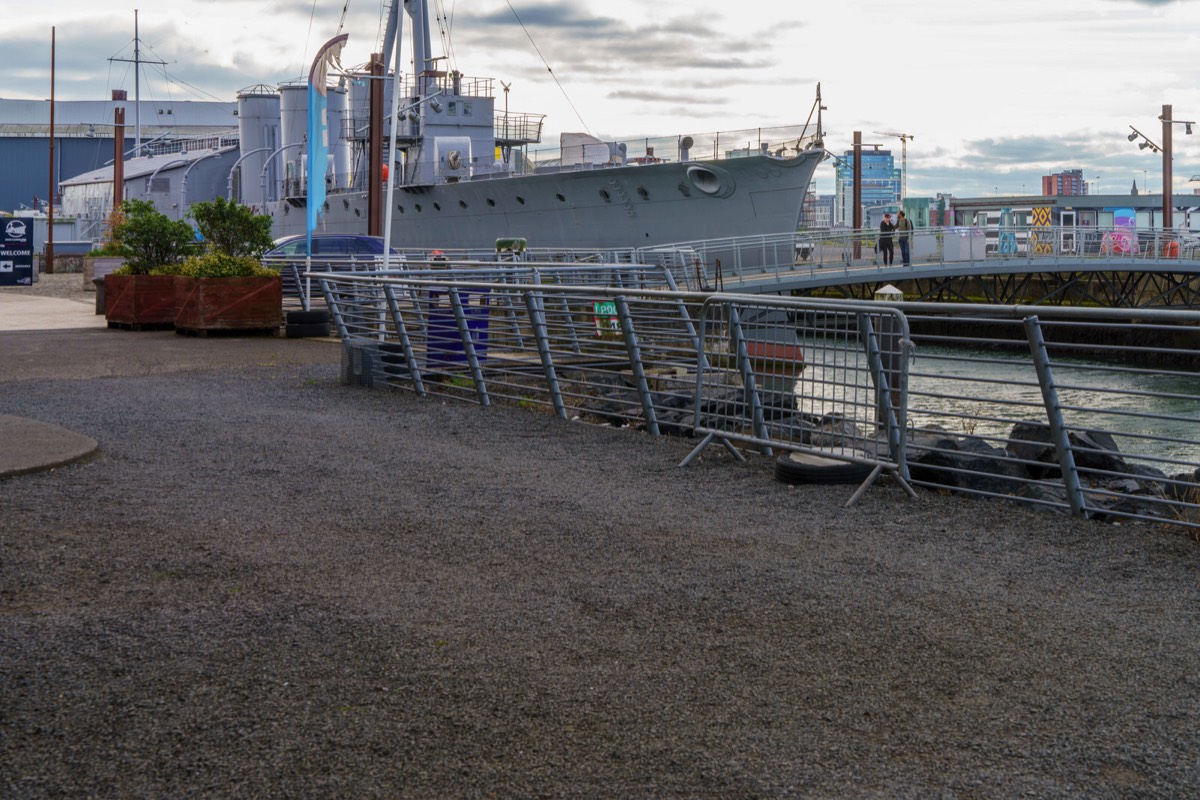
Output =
[
  {"x1": 278, "y1": 82, "x2": 308, "y2": 198},
  {"x1": 235, "y1": 84, "x2": 280, "y2": 208},
  {"x1": 327, "y1": 82, "x2": 351, "y2": 191}
]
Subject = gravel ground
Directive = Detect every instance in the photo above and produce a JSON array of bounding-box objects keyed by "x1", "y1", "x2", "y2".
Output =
[{"x1": 3, "y1": 282, "x2": 1200, "y2": 798}]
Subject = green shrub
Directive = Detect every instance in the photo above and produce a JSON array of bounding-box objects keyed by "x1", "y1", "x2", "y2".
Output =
[
  {"x1": 179, "y1": 252, "x2": 280, "y2": 278},
  {"x1": 188, "y1": 198, "x2": 275, "y2": 259},
  {"x1": 112, "y1": 199, "x2": 199, "y2": 275},
  {"x1": 86, "y1": 241, "x2": 126, "y2": 257}
]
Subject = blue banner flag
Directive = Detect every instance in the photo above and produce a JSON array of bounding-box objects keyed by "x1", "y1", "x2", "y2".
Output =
[{"x1": 306, "y1": 34, "x2": 349, "y2": 256}]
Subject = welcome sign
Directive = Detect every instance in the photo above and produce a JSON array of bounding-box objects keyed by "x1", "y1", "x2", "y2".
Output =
[{"x1": 0, "y1": 217, "x2": 34, "y2": 286}]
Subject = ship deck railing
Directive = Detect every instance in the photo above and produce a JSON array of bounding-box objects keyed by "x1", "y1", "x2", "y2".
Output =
[{"x1": 521, "y1": 123, "x2": 822, "y2": 169}]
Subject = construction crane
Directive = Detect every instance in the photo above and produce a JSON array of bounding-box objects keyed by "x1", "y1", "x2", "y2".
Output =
[{"x1": 874, "y1": 131, "x2": 914, "y2": 202}]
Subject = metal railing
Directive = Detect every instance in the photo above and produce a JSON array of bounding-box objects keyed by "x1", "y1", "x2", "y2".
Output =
[
  {"x1": 523, "y1": 123, "x2": 823, "y2": 169},
  {"x1": 894, "y1": 302, "x2": 1200, "y2": 528},
  {"x1": 637, "y1": 226, "x2": 1200, "y2": 293},
  {"x1": 312, "y1": 268, "x2": 1200, "y2": 530},
  {"x1": 681, "y1": 295, "x2": 917, "y2": 505}
]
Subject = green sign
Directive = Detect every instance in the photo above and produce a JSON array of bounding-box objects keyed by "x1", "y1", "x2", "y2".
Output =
[{"x1": 593, "y1": 300, "x2": 619, "y2": 336}]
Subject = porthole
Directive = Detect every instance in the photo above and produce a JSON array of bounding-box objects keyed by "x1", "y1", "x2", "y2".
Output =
[
  {"x1": 555, "y1": 193, "x2": 566, "y2": 203},
  {"x1": 354, "y1": 208, "x2": 361, "y2": 216},
  {"x1": 487, "y1": 198, "x2": 496, "y2": 207},
  {"x1": 599, "y1": 189, "x2": 612, "y2": 203},
  {"x1": 415, "y1": 204, "x2": 423, "y2": 212},
  {"x1": 433, "y1": 202, "x2": 441, "y2": 211},
  {"x1": 677, "y1": 183, "x2": 692, "y2": 197},
  {"x1": 342, "y1": 199, "x2": 350, "y2": 209},
  {"x1": 516, "y1": 196, "x2": 525, "y2": 205},
  {"x1": 637, "y1": 186, "x2": 649, "y2": 200},
  {"x1": 397, "y1": 205, "x2": 405, "y2": 214},
  {"x1": 459, "y1": 200, "x2": 468, "y2": 209}
]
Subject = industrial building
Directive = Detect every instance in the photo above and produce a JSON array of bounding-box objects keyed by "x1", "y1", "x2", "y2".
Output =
[{"x1": 0, "y1": 95, "x2": 237, "y2": 221}]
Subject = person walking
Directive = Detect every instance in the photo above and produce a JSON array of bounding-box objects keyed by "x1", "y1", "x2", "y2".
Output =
[
  {"x1": 878, "y1": 213, "x2": 896, "y2": 265},
  {"x1": 896, "y1": 210, "x2": 914, "y2": 266}
]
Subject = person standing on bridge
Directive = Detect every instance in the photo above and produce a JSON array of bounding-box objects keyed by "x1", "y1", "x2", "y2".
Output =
[
  {"x1": 879, "y1": 213, "x2": 896, "y2": 265},
  {"x1": 896, "y1": 210, "x2": 914, "y2": 266}
]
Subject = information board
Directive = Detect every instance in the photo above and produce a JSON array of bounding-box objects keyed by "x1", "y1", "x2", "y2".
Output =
[{"x1": 0, "y1": 217, "x2": 34, "y2": 286}]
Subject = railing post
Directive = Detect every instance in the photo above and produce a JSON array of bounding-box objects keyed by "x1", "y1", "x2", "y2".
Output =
[
  {"x1": 614, "y1": 295, "x2": 659, "y2": 436},
  {"x1": 382, "y1": 283, "x2": 427, "y2": 397},
  {"x1": 660, "y1": 268, "x2": 708, "y2": 370},
  {"x1": 319, "y1": 279, "x2": 350, "y2": 340},
  {"x1": 859, "y1": 311, "x2": 909, "y2": 479},
  {"x1": 524, "y1": 287, "x2": 566, "y2": 419},
  {"x1": 727, "y1": 304, "x2": 771, "y2": 455},
  {"x1": 1024, "y1": 315, "x2": 1087, "y2": 517},
  {"x1": 448, "y1": 286, "x2": 490, "y2": 406}
]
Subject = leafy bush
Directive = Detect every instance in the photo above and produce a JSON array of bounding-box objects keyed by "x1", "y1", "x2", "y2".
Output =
[
  {"x1": 111, "y1": 199, "x2": 198, "y2": 275},
  {"x1": 188, "y1": 198, "x2": 274, "y2": 259},
  {"x1": 178, "y1": 252, "x2": 280, "y2": 278},
  {"x1": 86, "y1": 241, "x2": 126, "y2": 257}
]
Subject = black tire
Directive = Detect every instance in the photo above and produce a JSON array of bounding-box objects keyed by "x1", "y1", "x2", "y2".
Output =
[
  {"x1": 286, "y1": 309, "x2": 330, "y2": 325},
  {"x1": 774, "y1": 451, "x2": 874, "y2": 485},
  {"x1": 285, "y1": 321, "x2": 331, "y2": 339}
]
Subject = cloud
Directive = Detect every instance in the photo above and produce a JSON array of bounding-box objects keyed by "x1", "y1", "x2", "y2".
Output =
[{"x1": 454, "y1": 4, "x2": 764, "y2": 74}]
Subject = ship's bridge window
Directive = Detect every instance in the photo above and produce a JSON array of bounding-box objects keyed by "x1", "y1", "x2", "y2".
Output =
[
  {"x1": 462, "y1": 102, "x2": 472, "y2": 116},
  {"x1": 448, "y1": 102, "x2": 457, "y2": 116}
]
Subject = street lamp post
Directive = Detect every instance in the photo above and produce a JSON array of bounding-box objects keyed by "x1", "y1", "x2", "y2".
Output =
[
  {"x1": 1130, "y1": 105, "x2": 1194, "y2": 229},
  {"x1": 1162, "y1": 104, "x2": 1174, "y2": 229}
]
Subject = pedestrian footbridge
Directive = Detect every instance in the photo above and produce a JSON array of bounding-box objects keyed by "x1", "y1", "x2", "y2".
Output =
[{"x1": 635, "y1": 227, "x2": 1200, "y2": 308}]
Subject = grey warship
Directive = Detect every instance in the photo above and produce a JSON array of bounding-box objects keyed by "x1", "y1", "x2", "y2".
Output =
[{"x1": 264, "y1": 0, "x2": 826, "y2": 250}]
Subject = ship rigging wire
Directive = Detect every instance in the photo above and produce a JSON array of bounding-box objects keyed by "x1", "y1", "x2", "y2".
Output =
[{"x1": 504, "y1": 0, "x2": 589, "y2": 133}]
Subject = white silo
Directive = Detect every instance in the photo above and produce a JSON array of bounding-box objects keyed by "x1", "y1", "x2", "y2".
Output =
[
  {"x1": 278, "y1": 82, "x2": 308, "y2": 199},
  {"x1": 327, "y1": 81, "x2": 351, "y2": 191},
  {"x1": 235, "y1": 84, "x2": 280, "y2": 208}
]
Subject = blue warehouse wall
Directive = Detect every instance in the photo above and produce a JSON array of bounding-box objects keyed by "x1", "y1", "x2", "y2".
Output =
[{"x1": 1, "y1": 137, "x2": 134, "y2": 213}]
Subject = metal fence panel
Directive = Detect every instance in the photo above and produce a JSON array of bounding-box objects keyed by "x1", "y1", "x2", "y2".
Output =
[{"x1": 315, "y1": 269, "x2": 1200, "y2": 531}]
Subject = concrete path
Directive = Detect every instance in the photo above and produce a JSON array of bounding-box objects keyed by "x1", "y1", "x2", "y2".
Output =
[{"x1": 0, "y1": 292, "x2": 106, "y2": 332}]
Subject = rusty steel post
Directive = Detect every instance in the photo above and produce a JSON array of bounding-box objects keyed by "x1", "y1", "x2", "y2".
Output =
[
  {"x1": 1162, "y1": 104, "x2": 1173, "y2": 230},
  {"x1": 368, "y1": 53, "x2": 385, "y2": 237}
]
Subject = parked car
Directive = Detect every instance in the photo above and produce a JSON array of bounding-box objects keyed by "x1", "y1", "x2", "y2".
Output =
[
  {"x1": 265, "y1": 234, "x2": 400, "y2": 258},
  {"x1": 264, "y1": 234, "x2": 403, "y2": 306}
]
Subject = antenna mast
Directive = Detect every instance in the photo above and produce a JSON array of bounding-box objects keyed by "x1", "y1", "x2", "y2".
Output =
[{"x1": 108, "y1": 10, "x2": 166, "y2": 158}]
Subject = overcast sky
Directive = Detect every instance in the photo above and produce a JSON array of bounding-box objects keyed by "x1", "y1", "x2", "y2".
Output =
[{"x1": 7, "y1": 0, "x2": 1200, "y2": 198}]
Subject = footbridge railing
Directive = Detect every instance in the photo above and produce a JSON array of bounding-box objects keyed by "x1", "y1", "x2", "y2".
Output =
[
  {"x1": 634, "y1": 226, "x2": 1200, "y2": 297},
  {"x1": 311, "y1": 268, "x2": 1200, "y2": 529}
]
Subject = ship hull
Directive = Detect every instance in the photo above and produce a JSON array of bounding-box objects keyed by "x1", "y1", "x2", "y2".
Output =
[{"x1": 268, "y1": 150, "x2": 822, "y2": 251}]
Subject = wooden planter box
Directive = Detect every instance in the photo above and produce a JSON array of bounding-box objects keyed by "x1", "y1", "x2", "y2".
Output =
[
  {"x1": 173, "y1": 276, "x2": 283, "y2": 334},
  {"x1": 104, "y1": 274, "x2": 177, "y2": 329},
  {"x1": 84, "y1": 257, "x2": 126, "y2": 289}
]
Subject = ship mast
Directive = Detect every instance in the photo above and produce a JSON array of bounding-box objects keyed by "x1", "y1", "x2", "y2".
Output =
[{"x1": 108, "y1": 10, "x2": 165, "y2": 158}]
